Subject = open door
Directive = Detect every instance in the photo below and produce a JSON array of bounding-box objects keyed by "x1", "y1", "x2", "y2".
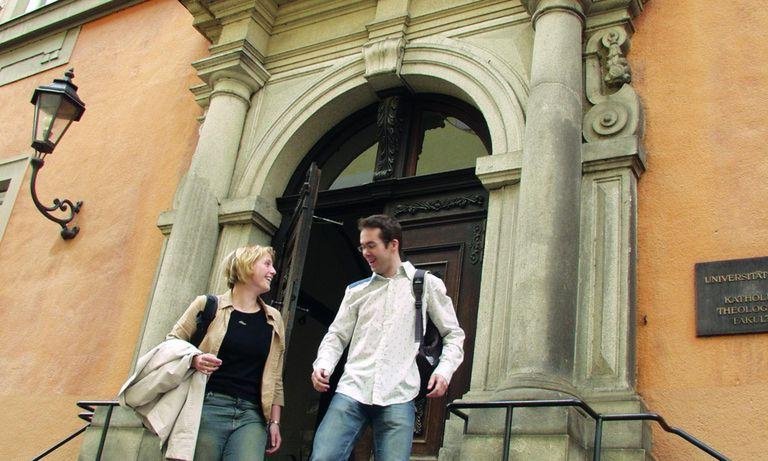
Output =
[{"x1": 272, "y1": 163, "x2": 321, "y2": 349}]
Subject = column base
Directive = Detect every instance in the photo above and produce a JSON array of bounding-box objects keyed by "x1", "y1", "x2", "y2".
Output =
[
  {"x1": 78, "y1": 406, "x2": 162, "y2": 461},
  {"x1": 441, "y1": 390, "x2": 652, "y2": 460}
]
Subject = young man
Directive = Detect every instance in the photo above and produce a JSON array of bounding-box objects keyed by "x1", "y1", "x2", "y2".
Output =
[{"x1": 309, "y1": 214, "x2": 465, "y2": 461}]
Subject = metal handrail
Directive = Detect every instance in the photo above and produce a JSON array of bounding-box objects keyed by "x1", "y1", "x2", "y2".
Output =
[
  {"x1": 33, "y1": 400, "x2": 119, "y2": 461},
  {"x1": 446, "y1": 398, "x2": 729, "y2": 461}
]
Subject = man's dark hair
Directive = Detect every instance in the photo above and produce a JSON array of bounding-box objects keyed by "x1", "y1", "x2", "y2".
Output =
[{"x1": 358, "y1": 214, "x2": 403, "y2": 249}]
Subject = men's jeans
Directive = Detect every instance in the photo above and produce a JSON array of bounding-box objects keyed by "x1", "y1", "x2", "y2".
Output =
[
  {"x1": 193, "y1": 391, "x2": 268, "y2": 461},
  {"x1": 310, "y1": 393, "x2": 416, "y2": 461}
]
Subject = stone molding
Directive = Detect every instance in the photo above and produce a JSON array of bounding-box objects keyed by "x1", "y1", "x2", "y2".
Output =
[
  {"x1": 582, "y1": 135, "x2": 645, "y2": 177},
  {"x1": 588, "y1": 0, "x2": 646, "y2": 18},
  {"x1": 0, "y1": 0, "x2": 140, "y2": 49},
  {"x1": 180, "y1": 0, "x2": 278, "y2": 45},
  {"x1": 157, "y1": 194, "x2": 281, "y2": 236},
  {"x1": 272, "y1": 0, "x2": 372, "y2": 34},
  {"x1": 365, "y1": 13, "x2": 409, "y2": 40},
  {"x1": 475, "y1": 150, "x2": 522, "y2": 189},
  {"x1": 0, "y1": 153, "x2": 30, "y2": 242},
  {"x1": 0, "y1": 25, "x2": 78, "y2": 86},
  {"x1": 523, "y1": 0, "x2": 589, "y2": 24}
]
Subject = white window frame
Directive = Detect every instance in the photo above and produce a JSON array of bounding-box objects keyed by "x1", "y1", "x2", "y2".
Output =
[{"x1": 0, "y1": 154, "x2": 30, "y2": 242}]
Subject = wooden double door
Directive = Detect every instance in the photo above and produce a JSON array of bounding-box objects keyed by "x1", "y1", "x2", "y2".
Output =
[{"x1": 274, "y1": 168, "x2": 486, "y2": 459}]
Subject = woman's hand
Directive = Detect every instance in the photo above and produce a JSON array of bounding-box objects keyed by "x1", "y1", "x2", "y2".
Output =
[
  {"x1": 192, "y1": 353, "x2": 222, "y2": 375},
  {"x1": 266, "y1": 421, "x2": 281, "y2": 454}
]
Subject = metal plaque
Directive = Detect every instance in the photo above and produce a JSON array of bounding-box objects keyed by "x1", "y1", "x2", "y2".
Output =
[{"x1": 695, "y1": 256, "x2": 768, "y2": 336}]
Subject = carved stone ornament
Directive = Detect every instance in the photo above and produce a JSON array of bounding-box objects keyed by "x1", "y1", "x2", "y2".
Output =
[
  {"x1": 583, "y1": 25, "x2": 643, "y2": 143},
  {"x1": 363, "y1": 37, "x2": 406, "y2": 92},
  {"x1": 601, "y1": 29, "x2": 631, "y2": 87}
]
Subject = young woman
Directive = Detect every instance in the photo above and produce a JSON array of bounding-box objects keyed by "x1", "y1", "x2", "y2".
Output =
[{"x1": 168, "y1": 245, "x2": 285, "y2": 460}]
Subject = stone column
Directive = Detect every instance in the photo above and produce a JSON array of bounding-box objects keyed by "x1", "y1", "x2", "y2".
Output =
[
  {"x1": 134, "y1": 76, "x2": 254, "y2": 355},
  {"x1": 441, "y1": 4, "x2": 588, "y2": 460},
  {"x1": 506, "y1": 0, "x2": 586, "y2": 393}
]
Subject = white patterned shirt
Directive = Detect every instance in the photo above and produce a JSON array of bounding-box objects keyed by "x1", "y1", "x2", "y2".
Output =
[{"x1": 313, "y1": 261, "x2": 465, "y2": 406}]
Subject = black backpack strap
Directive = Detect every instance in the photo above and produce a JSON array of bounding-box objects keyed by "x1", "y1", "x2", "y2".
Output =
[
  {"x1": 203, "y1": 294, "x2": 218, "y2": 321},
  {"x1": 191, "y1": 294, "x2": 218, "y2": 347},
  {"x1": 413, "y1": 269, "x2": 426, "y2": 343}
]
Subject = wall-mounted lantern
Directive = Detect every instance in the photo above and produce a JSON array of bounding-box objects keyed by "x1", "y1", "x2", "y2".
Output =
[{"x1": 29, "y1": 68, "x2": 86, "y2": 240}]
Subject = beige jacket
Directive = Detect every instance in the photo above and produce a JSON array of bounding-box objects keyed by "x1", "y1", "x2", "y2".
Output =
[
  {"x1": 166, "y1": 291, "x2": 286, "y2": 419},
  {"x1": 118, "y1": 338, "x2": 207, "y2": 461}
]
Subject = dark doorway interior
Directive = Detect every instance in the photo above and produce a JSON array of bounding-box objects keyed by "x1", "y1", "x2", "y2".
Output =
[{"x1": 271, "y1": 93, "x2": 490, "y2": 460}]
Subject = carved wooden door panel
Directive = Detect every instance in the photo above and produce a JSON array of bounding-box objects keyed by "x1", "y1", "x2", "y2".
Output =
[
  {"x1": 272, "y1": 163, "x2": 321, "y2": 349},
  {"x1": 398, "y1": 213, "x2": 484, "y2": 458}
]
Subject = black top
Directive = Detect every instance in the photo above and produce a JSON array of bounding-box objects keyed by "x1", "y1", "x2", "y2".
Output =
[{"x1": 206, "y1": 309, "x2": 273, "y2": 408}]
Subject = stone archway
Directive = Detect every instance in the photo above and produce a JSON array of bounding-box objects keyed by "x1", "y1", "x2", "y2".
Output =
[{"x1": 233, "y1": 37, "x2": 528, "y2": 204}]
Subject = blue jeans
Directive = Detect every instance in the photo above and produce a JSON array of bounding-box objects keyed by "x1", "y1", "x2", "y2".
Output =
[
  {"x1": 193, "y1": 391, "x2": 268, "y2": 461},
  {"x1": 310, "y1": 393, "x2": 415, "y2": 461}
]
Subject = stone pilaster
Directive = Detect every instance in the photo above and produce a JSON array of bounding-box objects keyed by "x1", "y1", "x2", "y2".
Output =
[{"x1": 571, "y1": 16, "x2": 651, "y2": 457}]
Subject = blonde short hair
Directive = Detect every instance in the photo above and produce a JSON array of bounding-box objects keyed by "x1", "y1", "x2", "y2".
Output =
[{"x1": 223, "y1": 245, "x2": 276, "y2": 289}]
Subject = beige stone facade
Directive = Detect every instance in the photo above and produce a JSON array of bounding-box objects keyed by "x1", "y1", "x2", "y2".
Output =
[{"x1": 1, "y1": 0, "x2": 764, "y2": 460}]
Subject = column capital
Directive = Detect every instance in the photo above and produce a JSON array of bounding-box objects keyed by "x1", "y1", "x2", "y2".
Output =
[
  {"x1": 523, "y1": 0, "x2": 588, "y2": 25},
  {"x1": 192, "y1": 40, "x2": 270, "y2": 101}
]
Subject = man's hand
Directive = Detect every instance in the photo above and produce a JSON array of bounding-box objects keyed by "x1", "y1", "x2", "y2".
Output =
[
  {"x1": 311, "y1": 368, "x2": 330, "y2": 392},
  {"x1": 426, "y1": 374, "x2": 448, "y2": 398}
]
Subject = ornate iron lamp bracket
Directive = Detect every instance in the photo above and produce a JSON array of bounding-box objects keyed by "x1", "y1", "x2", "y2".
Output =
[{"x1": 29, "y1": 153, "x2": 83, "y2": 239}]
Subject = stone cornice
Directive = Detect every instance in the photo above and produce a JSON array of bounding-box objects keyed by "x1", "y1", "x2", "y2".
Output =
[
  {"x1": 273, "y1": 0, "x2": 375, "y2": 34},
  {"x1": 587, "y1": 0, "x2": 646, "y2": 17},
  {"x1": 475, "y1": 137, "x2": 645, "y2": 191},
  {"x1": 180, "y1": 0, "x2": 278, "y2": 44},
  {"x1": 581, "y1": 135, "x2": 645, "y2": 178},
  {"x1": 522, "y1": 0, "x2": 589, "y2": 21},
  {"x1": 0, "y1": 0, "x2": 142, "y2": 50},
  {"x1": 521, "y1": 0, "x2": 647, "y2": 30},
  {"x1": 158, "y1": 195, "x2": 281, "y2": 236},
  {"x1": 476, "y1": 151, "x2": 523, "y2": 190},
  {"x1": 585, "y1": 0, "x2": 647, "y2": 32}
]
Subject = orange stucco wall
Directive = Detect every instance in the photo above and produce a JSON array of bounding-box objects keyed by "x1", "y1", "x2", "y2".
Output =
[
  {"x1": 633, "y1": 1, "x2": 768, "y2": 459},
  {"x1": 0, "y1": 1, "x2": 208, "y2": 459}
]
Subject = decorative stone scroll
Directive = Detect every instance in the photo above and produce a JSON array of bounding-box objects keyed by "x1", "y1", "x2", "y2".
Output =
[{"x1": 583, "y1": 25, "x2": 643, "y2": 143}]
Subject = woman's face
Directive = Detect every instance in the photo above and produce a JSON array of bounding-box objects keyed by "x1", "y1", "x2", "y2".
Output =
[{"x1": 250, "y1": 255, "x2": 277, "y2": 295}]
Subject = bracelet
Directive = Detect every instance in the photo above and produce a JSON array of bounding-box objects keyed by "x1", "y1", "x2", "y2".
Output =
[{"x1": 267, "y1": 419, "x2": 280, "y2": 427}]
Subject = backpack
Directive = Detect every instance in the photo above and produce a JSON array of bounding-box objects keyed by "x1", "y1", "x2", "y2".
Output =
[{"x1": 413, "y1": 269, "x2": 443, "y2": 399}]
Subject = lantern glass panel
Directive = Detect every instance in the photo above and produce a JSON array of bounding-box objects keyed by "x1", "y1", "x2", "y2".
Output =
[{"x1": 33, "y1": 92, "x2": 77, "y2": 152}]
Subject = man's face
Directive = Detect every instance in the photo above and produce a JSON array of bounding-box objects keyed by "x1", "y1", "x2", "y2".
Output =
[{"x1": 359, "y1": 227, "x2": 399, "y2": 276}]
